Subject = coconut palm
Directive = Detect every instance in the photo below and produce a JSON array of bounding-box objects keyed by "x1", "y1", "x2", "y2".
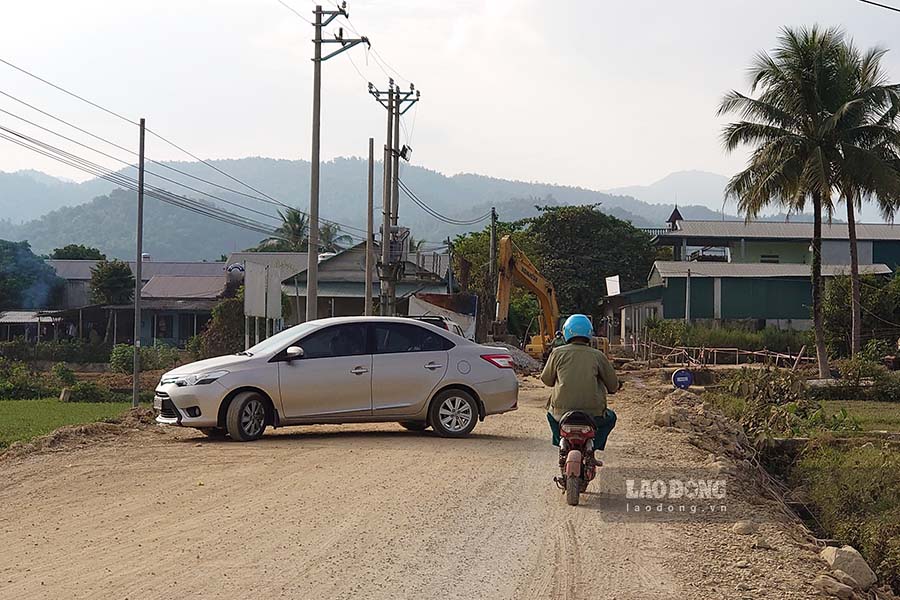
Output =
[
  {"x1": 318, "y1": 222, "x2": 353, "y2": 253},
  {"x1": 829, "y1": 42, "x2": 900, "y2": 355},
  {"x1": 718, "y1": 26, "x2": 847, "y2": 377},
  {"x1": 260, "y1": 208, "x2": 309, "y2": 252}
]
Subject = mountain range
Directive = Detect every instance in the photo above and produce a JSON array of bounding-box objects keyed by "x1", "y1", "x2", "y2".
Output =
[{"x1": 0, "y1": 160, "x2": 831, "y2": 261}]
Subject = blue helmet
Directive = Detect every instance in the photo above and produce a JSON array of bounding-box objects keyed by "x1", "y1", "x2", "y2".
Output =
[{"x1": 562, "y1": 314, "x2": 593, "y2": 342}]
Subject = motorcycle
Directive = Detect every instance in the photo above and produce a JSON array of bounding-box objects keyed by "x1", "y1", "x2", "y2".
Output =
[{"x1": 553, "y1": 410, "x2": 598, "y2": 506}]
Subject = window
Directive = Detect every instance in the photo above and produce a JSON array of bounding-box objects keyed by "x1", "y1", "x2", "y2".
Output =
[
  {"x1": 374, "y1": 323, "x2": 454, "y2": 354},
  {"x1": 296, "y1": 324, "x2": 368, "y2": 359},
  {"x1": 760, "y1": 255, "x2": 780, "y2": 264}
]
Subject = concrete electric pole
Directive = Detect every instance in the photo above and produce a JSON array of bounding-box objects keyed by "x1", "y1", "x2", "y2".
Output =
[
  {"x1": 368, "y1": 80, "x2": 420, "y2": 315},
  {"x1": 306, "y1": 2, "x2": 369, "y2": 322},
  {"x1": 365, "y1": 137, "x2": 374, "y2": 316},
  {"x1": 132, "y1": 118, "x2": 145, "y2": 408}
]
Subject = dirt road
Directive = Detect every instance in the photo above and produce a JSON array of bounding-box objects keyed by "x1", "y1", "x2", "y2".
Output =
[{"x1": 0, "y1": 374, "x2": 826, "y2": 599}]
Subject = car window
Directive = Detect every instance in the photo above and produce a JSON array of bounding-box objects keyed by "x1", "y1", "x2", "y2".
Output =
[
  {"x1": 296, "y1": 324, "x2": 368, "y2": 359},
  {"x1": 374, "y1": 323, "x2": 454, "y2": 354}
]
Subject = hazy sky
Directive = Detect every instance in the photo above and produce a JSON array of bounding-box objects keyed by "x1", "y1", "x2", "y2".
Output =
[{"x1": 2, "y1": 0, "x2": 900, "y2": 191}]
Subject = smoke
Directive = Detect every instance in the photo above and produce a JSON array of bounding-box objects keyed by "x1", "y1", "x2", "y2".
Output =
[{"x1": 0, "y1": 239, "x2": 63, "y2": 309}]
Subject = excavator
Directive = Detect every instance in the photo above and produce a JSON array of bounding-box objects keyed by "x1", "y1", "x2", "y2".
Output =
[{"x1": 493, "y1": 236, "x2": 608, "y2": 359}]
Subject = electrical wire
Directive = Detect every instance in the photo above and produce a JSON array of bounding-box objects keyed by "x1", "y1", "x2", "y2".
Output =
[
  {"x1": 276, "y1": 0, "x2": 314, "y2": 24},
  {"x1": 0, "y1": 56, "x2": 370, "y2": 238},
  {"x1": 397, "y1": 179, "x2": 491, "y2": 226},
  {"x1": 858, "y1": 0, "x2": 900, "y2": 13},
  {"x1": 0, "y1": 128, "x2": 369, "y2": 247}
]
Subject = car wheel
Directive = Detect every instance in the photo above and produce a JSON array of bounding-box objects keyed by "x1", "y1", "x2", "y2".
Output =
[
  {"x1": 399, "y1": 421, "x2": 429, "y2": 432},
  {"x1": 197, "y1": 427, "x2": 228, "y2": 439},
  {"x1": 226, "y1": 392, "x2": 268, "y2": 442},
  {"x1": 429, "y1": 389, "x2": 478, "y2": 438}
]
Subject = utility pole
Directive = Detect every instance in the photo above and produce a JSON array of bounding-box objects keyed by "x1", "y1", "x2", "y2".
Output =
[
  {"x1": 365, "y1": 137, "x2": 374, "y2": 316},
  {"x1": 685, "y1": 268, "x2": 691, "y2": 324},
  {"x1": 446, "y1": 236, "x2": 454, "y2": 294},
  {"x1": 489, "y1": 206, "x2": 498, "y2": 293},
  {"x1": 369, "y1": 80, "x2": 420, "y2": 315},
  {"x1": 306, "y1": 2, "x2": 369, "y2": 322},
  {"x1": 132, "y1": 118, "x2": 145, "y2": 409}
]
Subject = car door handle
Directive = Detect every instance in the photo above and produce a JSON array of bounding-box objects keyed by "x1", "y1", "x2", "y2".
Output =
[
  {"x1": 424, "y1": 362, "x2": 444, "y2": 370},
  {"x1": 350, "y1": 366, "x2": 369, "y2": 375}
]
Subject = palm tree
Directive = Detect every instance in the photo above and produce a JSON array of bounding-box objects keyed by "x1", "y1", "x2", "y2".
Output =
[
  {"x1": 260, "y1": 208, "x2": 309, "y2": 252},
  {"x1": 318, "y1": 222, "x2": 353, "y2": 253},
  {"x1": 829, "y1": 42, "x2": 900, "y2": 355},
  {"x1": 718, "y1": 25, "x2": 847, "y2": 377}
]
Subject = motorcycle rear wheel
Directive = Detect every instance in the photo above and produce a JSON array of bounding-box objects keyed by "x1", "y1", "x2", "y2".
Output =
[{"x1": 566, "y1": 476, "x2": 581, "y2": 506}]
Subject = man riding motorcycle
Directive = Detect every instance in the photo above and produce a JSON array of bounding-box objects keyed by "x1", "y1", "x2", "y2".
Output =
[{"x1": 540, "y1": 314, "x2": 618, "y2": 461}]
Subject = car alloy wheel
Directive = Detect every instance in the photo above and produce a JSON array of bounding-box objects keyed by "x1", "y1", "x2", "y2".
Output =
[
  {"x1": 438, "y1": 395, "x2": 473, "y2": 433},
  {"x1": 241, "y1": 398, "x2": 266, "y2": 438}
]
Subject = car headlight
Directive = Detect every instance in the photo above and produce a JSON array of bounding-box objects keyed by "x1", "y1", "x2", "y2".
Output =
[{"x1": 175, "y1": 370, "x2": 229, "y2": 386}]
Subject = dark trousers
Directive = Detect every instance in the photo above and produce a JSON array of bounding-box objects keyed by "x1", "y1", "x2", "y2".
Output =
[{"x1": 547, "y1": 409, "x2": 617, "y2": 450}]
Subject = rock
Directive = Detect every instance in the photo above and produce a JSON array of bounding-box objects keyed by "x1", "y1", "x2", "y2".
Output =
[
  {"x1": 733, "y1": 521, "x2": 758, "y2": 535},
  {"x1": 736, "y1": 582, "x2": 753, "y2": 591},
  {"x1": 820, "y1": 546, "x2": 877, "y2": 590},
  {"x1": 812, "y1": 575, "x2": 855, "y2": 599},
  {"x1": 831, "y1": 570, "x2": 860, "y2": 589},
  {"x1": 752, "y1": 535, "x2": 773, "y2": 550},
  {"x1": 653, "y1": 409, "x2": 674, "y2": 427},
  {"x1": 734, "y1": 559, "x2": 750, "y2": 568}
]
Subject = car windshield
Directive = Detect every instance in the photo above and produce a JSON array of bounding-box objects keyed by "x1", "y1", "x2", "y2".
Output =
[{"x1": 242, "y1": 322, "x2": 319, "y2": 356}]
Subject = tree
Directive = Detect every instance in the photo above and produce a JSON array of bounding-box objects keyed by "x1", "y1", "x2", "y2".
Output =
[
  {"x1": 719, "y1": 25, "x2": 848, "y2": 377},
  {"x1": 528, "y1": 205, "x2": 656, "y2": 316},
  {"x1": 89, "y1": 260, "x2": 134, "y2": 305},
  {"x1": 0, "y1": 239, "x2": 63, "y2": 309},
  {"x1": 823, "y1": 272, "x2": 900, "y2": 356},
  {"x1": 50, "y1": 244, "x2": 106, "y2": 260},
  {"x1": 829, "y1": 41, "x2": 900, "y2": 355},
  {"x1": 259, "y1": 208, "x2": 309, "y2": 252},
  {"x1": 318, "y1": 222, "x2": 353, "y2": 253}
]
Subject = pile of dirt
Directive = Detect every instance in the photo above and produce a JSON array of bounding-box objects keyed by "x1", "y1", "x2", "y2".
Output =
[
  {"x1": 1, "y1": 407, "x2": 157, "y2": 461},
  {"x1": 490, "y1": 343, "x2": 543, "y2": 373}
]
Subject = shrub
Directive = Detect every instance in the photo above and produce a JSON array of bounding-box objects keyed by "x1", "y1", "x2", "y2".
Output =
[
  {"x1": 33, "y1": 340, "x2": 111, "y2": 363},
  {"x1": 791, "y1": 444, "x2": 900, "y2": 590},
  {"x1": 110, "y1": 343, "x2": 180, "y2": 374},
  {"x1": 645, "y1": 320, "x2": 805, "y2": 356},
  {"x1": 66, "y1": 381, "x2": 114, "y2": 403},
  {"x1": 50, "y1": 363, "x2": 77, "y2": 387},
  {"x1": 0, "y1": 358, "x2": 54, "y2": 399},
  {"x1": 718, "y1": 368, "x2": 859, "y2": 442},
  {"x1": 0, "y1": 339, "x2": 29, "y2": 361}
]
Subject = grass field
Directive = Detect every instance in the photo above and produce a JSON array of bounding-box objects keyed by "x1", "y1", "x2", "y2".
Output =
[
  {"x1": 822, "y1": 400, "x2": 900, "y2": 432},
  {"x1": 0, "y1": 399, "x2": 131, "y2": 449}
]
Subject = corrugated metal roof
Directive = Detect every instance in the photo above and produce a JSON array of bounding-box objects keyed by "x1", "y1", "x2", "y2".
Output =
[
  {"x1": 283, "y1": 281, "x2": 448, "y2": 299},
  {"x1": 226, "y1": 252, "x2": 309, "y2": 279},
  {"x1": 0, "y1": 310, "x2": 60, "y2": 324},
  {"x1": 141, "y1": 275, "x2": 225, "y2": 299},
  {"x1": 47, "y1": 260, "x2": 225, "y2": 281},
  {"x1": 659, "y1": 220, "x2": 900, "y2": 241},
  {"x1": 652, "y1": 261, "x2": 893, "y2": 278}
]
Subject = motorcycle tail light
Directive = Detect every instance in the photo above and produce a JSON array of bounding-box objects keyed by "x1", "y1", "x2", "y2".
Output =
[{"x1": 561, "y1": 425, "x2": 593, "y2": 434}]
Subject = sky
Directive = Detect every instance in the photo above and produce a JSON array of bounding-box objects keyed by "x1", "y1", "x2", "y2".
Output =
[{"x1": 2, "y1": 0, "x2": 900, "y2": 191}]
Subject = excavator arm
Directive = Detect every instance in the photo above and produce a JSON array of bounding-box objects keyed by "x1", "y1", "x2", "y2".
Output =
[{"x1": 494, "y1": 236, "x2": 560, "y2": 357}]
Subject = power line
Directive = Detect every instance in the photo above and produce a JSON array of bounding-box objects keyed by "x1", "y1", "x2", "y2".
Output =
[
  {"x1": 397, "y1": 178, "x2": 491, "y2": 226},
  {"x1": 276, "y1": 0, "x2": 314, "y2": 24},
  {"x1": 858, "y1": 0, "x2": 900, "y2": 13}
]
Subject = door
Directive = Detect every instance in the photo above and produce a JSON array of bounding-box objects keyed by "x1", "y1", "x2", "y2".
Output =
[
  {"x1": 371, "y1": 322, "x2": 453, "y2": 417},
  {"x1": 277, "y1": 323, "x2": 372, "y2": 419}
]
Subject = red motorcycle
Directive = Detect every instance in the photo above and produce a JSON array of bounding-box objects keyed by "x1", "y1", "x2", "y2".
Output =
[{"x1": 553, "y1": 411, "x2": 599, "y2": 506}]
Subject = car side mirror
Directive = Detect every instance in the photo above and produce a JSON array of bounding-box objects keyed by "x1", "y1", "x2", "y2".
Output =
[{"x1": 285, "y1": 346, "x2": 304, "y2": 361}]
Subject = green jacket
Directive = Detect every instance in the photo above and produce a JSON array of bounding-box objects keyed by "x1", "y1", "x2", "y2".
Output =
[{"x1": 540, "y1": 341, "x2": 618, "y2": 420}]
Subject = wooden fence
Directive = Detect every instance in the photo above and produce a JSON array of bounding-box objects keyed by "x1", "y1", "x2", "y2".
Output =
[{"x1": 636, "y1": 341, "x2": 815, "y2": 369}]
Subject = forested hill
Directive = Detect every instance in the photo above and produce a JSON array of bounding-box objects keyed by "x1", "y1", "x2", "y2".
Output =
[{"x1": 1, "y1": 157, "x2": 783, "y2": 260}]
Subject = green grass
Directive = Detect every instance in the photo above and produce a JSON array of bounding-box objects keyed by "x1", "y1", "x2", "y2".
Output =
[
  {"x1": 0, "y1": 398, "x2": 131, "y2": 449},
  {"x1": 822, "y1": 400, "x2": 900, "y2": 433}
]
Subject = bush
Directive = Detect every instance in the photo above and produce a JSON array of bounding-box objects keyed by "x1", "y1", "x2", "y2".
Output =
[
  {"x1": 51, "y1": 363, "x2": 76, "y2": 387},
  {"x1": 718, "y1": 368, "x2": 859, "y2": 442},
  {"x1": 34, "y1": 340, "x2": 111, "y2": 363},
  {"x1": 66, "y1": 381, "x2": 114, "y2": 403},
  {"x1": 110, "y1": 343, "x2": 180, "y2": 374},
  {"x1": 0, "y1": 339, "x2": 29, "y2": 361},
  {"x1": 194, "y1": 296, "x2": 244, "y2": 359},
  {"x1": 791, "y1": 444, "x2": 900, "y2": 591},
  {"x1": 645, "y1": 320, "x2": 805, "y2": 356},
  {"x1": 809, "y1": 357, "x2": 900, "y2": 403},
  {"x1": 0, "y1": 358, "x2": 54, "y2": 399}
]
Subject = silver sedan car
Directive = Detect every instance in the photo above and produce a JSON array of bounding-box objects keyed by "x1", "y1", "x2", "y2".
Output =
[{"x1": 154, "y1": 316, "x2": 518, "y2": 441}]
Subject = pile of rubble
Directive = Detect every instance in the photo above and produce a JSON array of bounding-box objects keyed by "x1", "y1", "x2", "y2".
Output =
[
  {"x1": 651, "y1": 388, "x2": 753, "y2": 461},
  {"x1": 489, "y1": 342, "x2": 543, "y2": 374}
]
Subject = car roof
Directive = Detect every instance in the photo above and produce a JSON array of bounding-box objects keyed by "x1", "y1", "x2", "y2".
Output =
[{"x1": 302, "y1": 316, "x2": 472, "y2": 342}]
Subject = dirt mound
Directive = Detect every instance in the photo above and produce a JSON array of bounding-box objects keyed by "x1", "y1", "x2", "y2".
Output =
[{"x1": 1, "y1": 407, "x2": 157, "y2": 461}]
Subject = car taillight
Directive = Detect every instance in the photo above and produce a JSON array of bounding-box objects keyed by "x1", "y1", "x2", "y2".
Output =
[{"x1": 481, "y1": 354, "x2": 514, "y2": 369}]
